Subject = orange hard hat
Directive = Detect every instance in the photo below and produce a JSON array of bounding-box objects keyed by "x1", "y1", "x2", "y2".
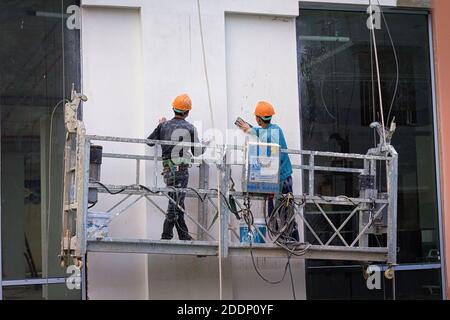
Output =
[
  {"x1": 254, "y1": 101, "x2": 275, "y2": 118},
  {"x1": 172, "y1": 94, "x2": 192, "y2": 111}
]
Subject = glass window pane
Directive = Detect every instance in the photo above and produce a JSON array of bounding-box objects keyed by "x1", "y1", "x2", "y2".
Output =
[
  {"x1": 1, "y1": 0, "x2": 80, "y2": 281},
  {"x1": 306, "y1": 266, "x2": 441, "y2": 300},
  {"x1": 297, "y1": 9, "x2": 440, "y2": 264},
  {"x1": 306, "y1": 266, "x2": 389, "y2": 300},
  {"x1": 395, "y1": 269, "x2": 442, "y2": 300},
  {"x1": 2, "y1": 284, "x2": 81, "y2": 300},
  {"x1": 2, "y1": 285, "x2": 43, "y2": 300}
]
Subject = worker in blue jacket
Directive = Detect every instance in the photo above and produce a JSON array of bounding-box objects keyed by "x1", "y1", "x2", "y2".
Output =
[{"x1": 237, "y1": 101, "x2": 299, "y2": 242}]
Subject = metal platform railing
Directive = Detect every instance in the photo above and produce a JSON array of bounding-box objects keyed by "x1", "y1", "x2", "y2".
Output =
[{"x1": 64, "y1": 132, "x2": 397, "y2": 267}]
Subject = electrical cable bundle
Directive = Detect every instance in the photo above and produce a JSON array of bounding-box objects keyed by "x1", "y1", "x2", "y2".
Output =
[
  {"x1": 266, "y1": 194, "x2": 298, "y2": 243},
  {"x1": 240, "y1": 193, "x2": 311, "y2": 299},
  {"x1": 264, "y1": 193, "x2": 311, "y2": 256},
  {"x1": 239, "y1": 193, "x2": 312, "y2": 257}
]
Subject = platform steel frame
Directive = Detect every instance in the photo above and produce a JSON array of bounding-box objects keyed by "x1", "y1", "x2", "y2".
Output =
[{"x1": 62, "y1": 133, "x2": 398, "y2": 267}]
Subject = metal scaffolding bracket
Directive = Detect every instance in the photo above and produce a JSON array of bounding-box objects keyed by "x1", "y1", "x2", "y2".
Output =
[{"x1": 60, "y1": 88, "x2": 88, "y2": 269}]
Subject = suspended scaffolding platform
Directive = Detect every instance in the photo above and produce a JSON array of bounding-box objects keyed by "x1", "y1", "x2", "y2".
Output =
[{"x1": 60, "y1": 91, "x2": 398, "y2": 273}]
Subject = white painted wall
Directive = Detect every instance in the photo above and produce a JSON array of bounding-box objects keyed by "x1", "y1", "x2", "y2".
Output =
[
  {"x1": 82, "y1": 7, "x2": 148, "y2": 300},
  {"x1": 81, "y1": 0, "x2": 304, "y2": 300}
]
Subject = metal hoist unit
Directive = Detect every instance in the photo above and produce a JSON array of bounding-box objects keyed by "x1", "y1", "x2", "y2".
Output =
[{"x1": 242, "y1": 142, "x2": 281, "y2": 195}]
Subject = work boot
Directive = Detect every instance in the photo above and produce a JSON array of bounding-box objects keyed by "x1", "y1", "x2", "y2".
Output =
[
  {"x1": 179, "y1": 235, "x2": 194, "y2": 241},
  {"x1": 161, "y1": 219, "x2": 174, "y2": 240}
]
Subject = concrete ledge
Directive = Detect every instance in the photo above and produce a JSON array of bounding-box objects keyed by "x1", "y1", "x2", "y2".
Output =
[
  {"x1": 397, "y1": 0, "x2": 431, "y2": 8},
  {"x1": 224, "y1": 0, "x2": 299, "y2": 17},
  {"x1": 81, "y1": 0, "x2": 142, "y2": 8}
]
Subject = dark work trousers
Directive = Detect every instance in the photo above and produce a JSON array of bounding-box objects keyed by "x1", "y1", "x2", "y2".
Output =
[
  {"x1": 161, "y1": 168, "x2": 192, "y2": 240},
  {"x1": 267, "y1": 176, "x2": 300, "y2": 242}
]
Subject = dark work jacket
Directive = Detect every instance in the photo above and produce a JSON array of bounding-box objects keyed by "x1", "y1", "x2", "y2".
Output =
[{"x1": 147, "y1": 117, "x2": 205, "y2": 161}]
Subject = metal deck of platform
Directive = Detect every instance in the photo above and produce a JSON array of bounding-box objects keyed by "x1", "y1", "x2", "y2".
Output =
[{"x1": 86, "y1": 238, "x2": 388, "y2": 262}]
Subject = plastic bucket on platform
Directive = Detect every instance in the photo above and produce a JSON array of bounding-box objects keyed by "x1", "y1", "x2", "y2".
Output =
[{"x1": 239, "y1": 218, "x2": 267, "y2": 243}]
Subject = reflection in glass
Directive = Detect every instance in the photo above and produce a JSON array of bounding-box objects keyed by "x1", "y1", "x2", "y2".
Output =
[
  {"x1": 1, "y1": 0, "x2": 80, "y2": 293},
  {"x1": 297, "y1": 9, "x2": 441, "y2": 298},
  {"x1": 2, "y1": 284, "x2": 80, "y2": 300}
]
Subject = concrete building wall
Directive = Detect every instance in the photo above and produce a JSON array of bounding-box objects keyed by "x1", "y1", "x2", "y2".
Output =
[{"x1": 81, "y1": 6, "x2": 148, "y2": 300}]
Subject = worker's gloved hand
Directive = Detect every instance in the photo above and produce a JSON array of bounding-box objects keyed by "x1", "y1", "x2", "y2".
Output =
[
  {"x1": 158, "y1": 117, "x2": 167, "y2": 124},
  {"x1": 236, "y1": 118, "x2": 252, "y2": 133},
  {"x1": 202, "y1": 137, "x2": 213, "y2": 146}
]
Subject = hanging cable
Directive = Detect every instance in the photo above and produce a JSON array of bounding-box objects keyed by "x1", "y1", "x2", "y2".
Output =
[
  {"x1": 92, "y1": 181, "x2": 126, "y2": 195},
  {"x1": 369, "y1": 0, "x2": 387, "y2": 147},
  {"x1": 243, "y1": 197, "x2": 293, "y2": 285},
  {"x1": 249, "y1": 239, "x2": 292, "y2": 285},
  {"x1": 320, "y1": 78, "x2": 337, "y2": 121},
  {"x1": 196, "y1": 0, "x2": 223, "y2": 300},
  {"x1": 288, "y1": 259, "x2": 297, "y2": 300},
  {"x1": 47, "y1": 99, "x2": 69, "y2": 237},
  {"x1": 376, "y1": 0, "x2": 399, "y2": 125},
  {"x1": 244, "y1": 192, "x2": 311, "y2": 255},
  {"x1": 243, "y1": 193, "x2": 307, "y2": 294},
  {"x1": 370, "y1": 21, "x2": 378, "y2": 148},
  {"x1": 47, "y1": 97, "x2": 68, "y2": 288},
  {"x1": 209, "y1": 188, "x2": 243, "y2": 219},
  {"x1": 197, "y1": 0, "x2": 215, "y2": 130},
  {"x1": 138, "y1": 184, "x2": 160, "y2": 195},
  {"x1": 88, "y1": 202, "x2": 98, "y2": 209}
]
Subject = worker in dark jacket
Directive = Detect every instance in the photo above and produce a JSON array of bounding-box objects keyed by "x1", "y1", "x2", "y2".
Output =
[{"x1": 147, "y1": 93, "x2": 205, "y2": 241}]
